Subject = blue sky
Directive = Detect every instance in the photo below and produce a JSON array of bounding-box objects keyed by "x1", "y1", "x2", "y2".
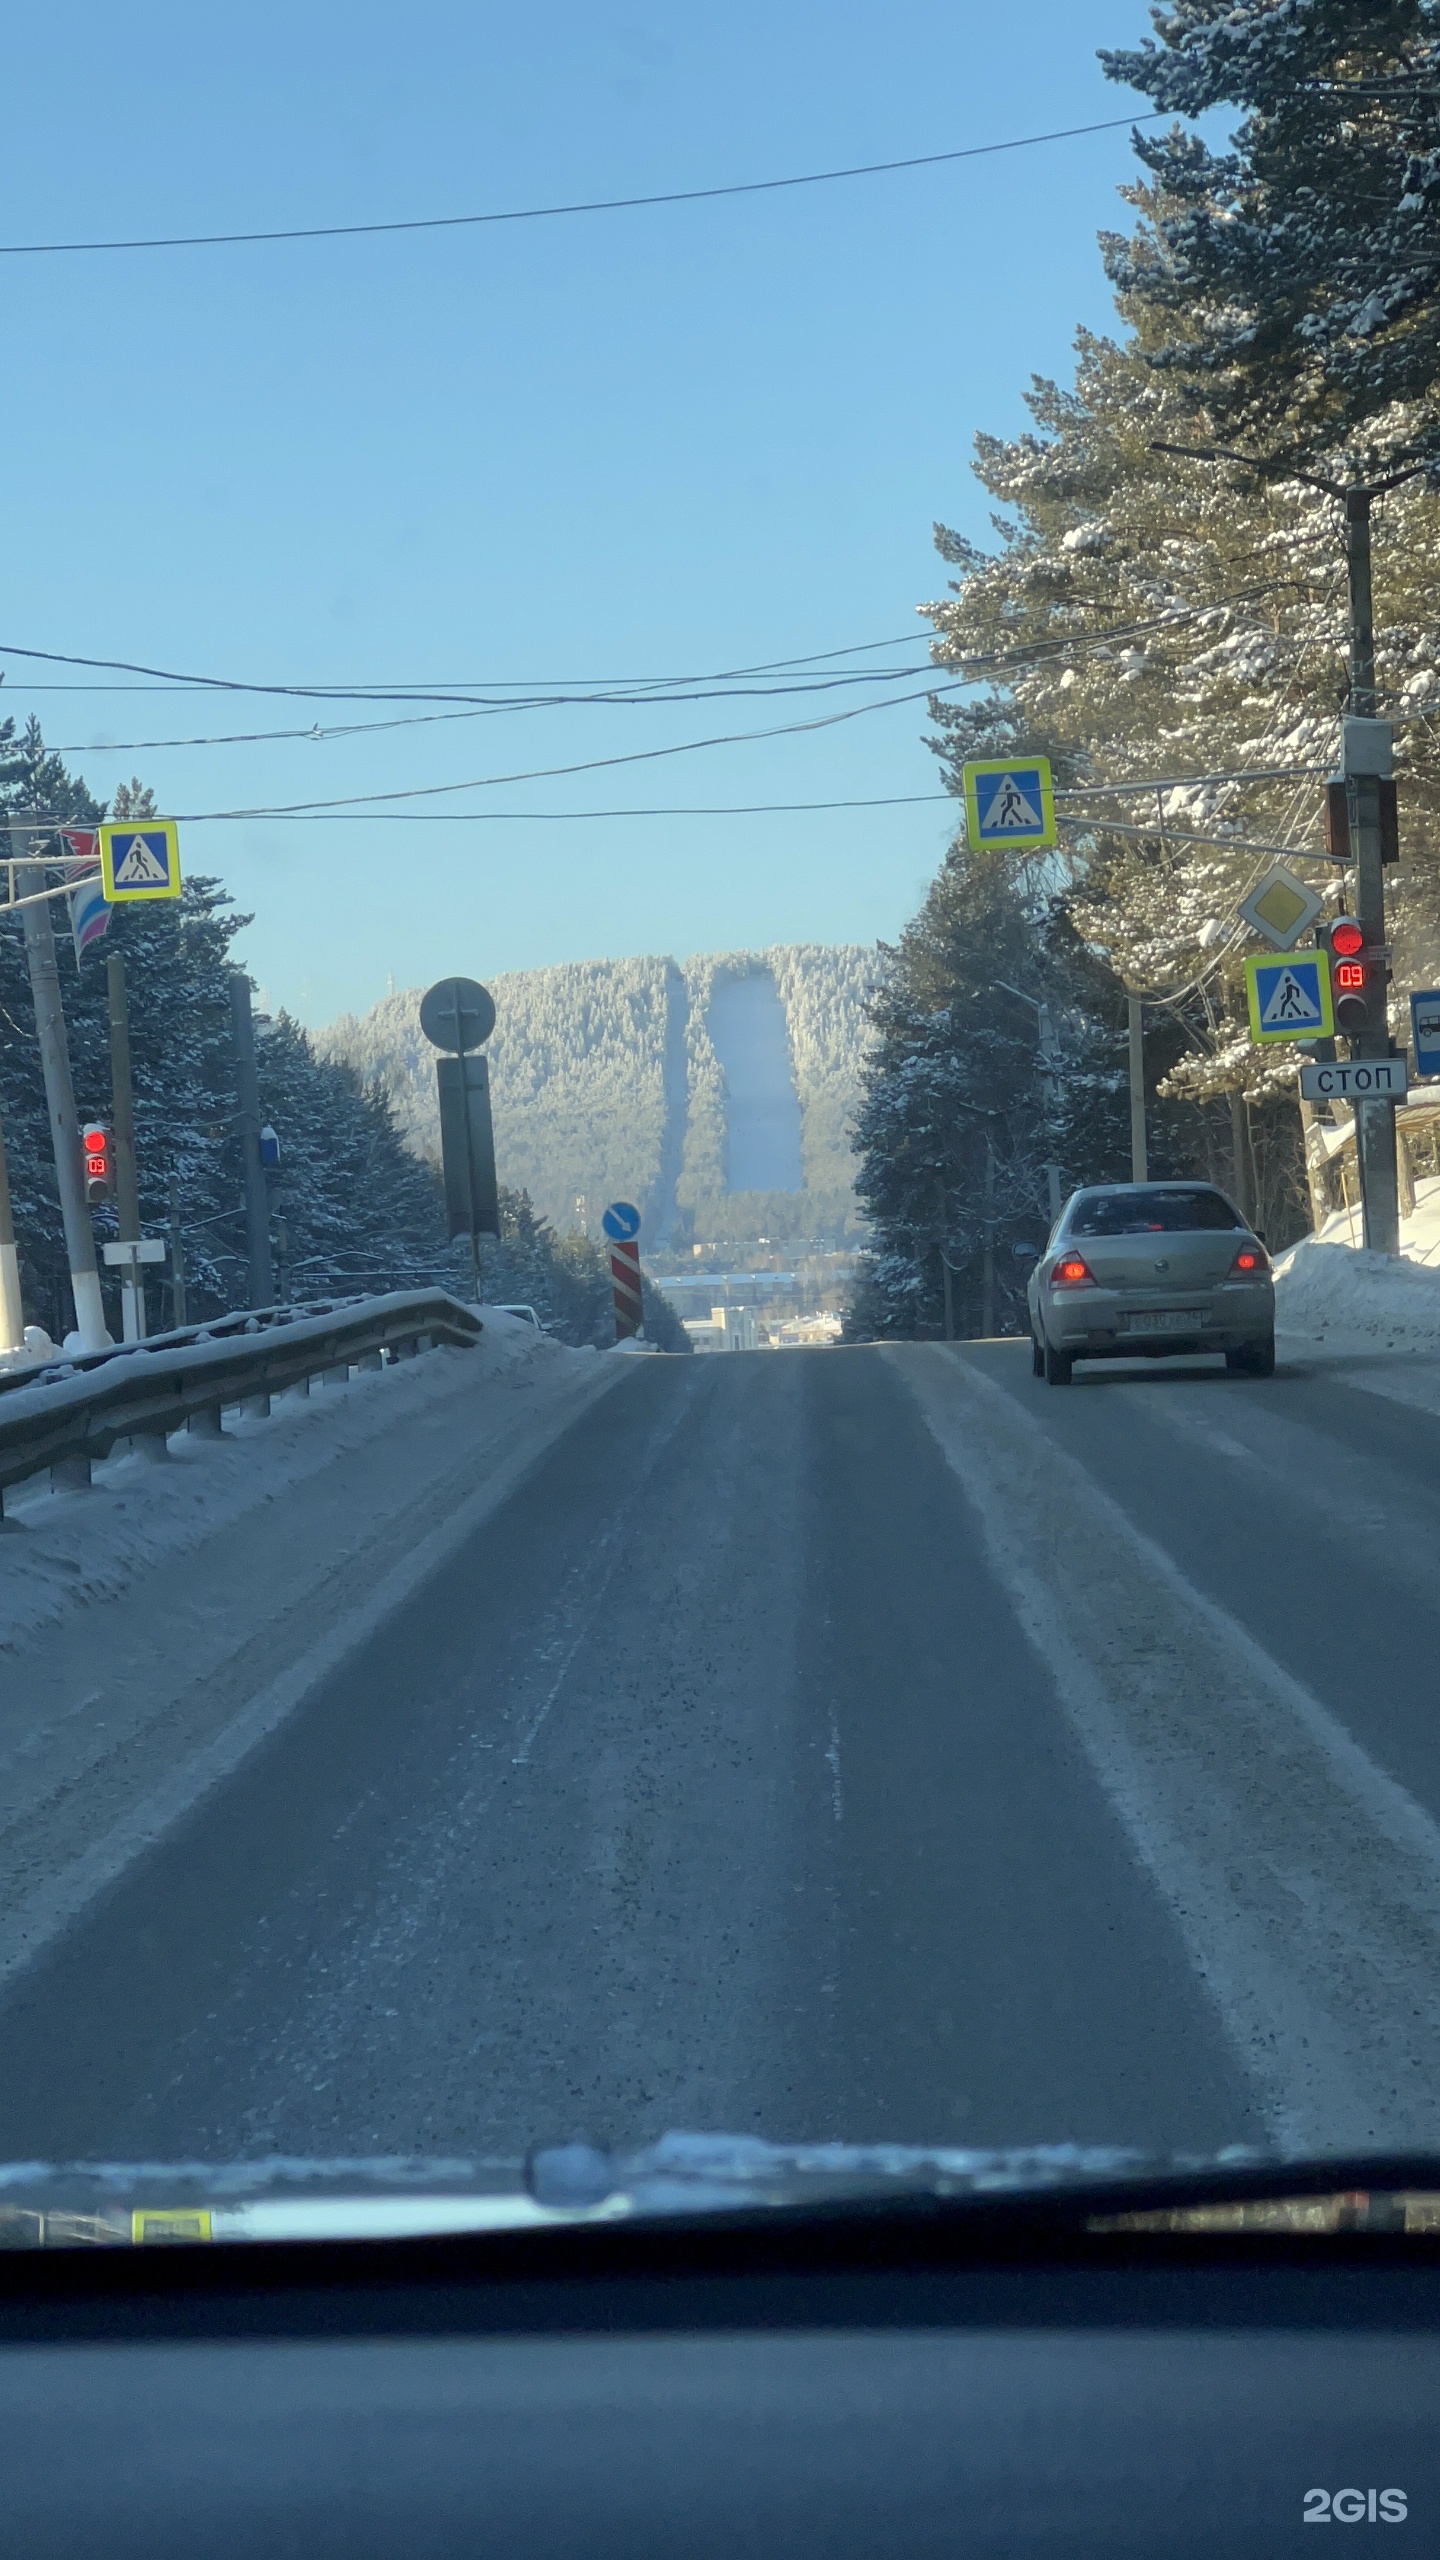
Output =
[{"x1": 2, "y1": 1, "x2": 1180, "y2": 1024}]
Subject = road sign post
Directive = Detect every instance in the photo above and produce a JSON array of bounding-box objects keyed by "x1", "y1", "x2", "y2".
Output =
[
  {"x1": 420, "y1": 978, "x2": 500, "y2": 1297},
  {"x1": 106, "y1": 951, "x2": 148, "y2": 1340},
  {"x1": 603, "y1": 1200, "x2": 643, "y2": 1341}
]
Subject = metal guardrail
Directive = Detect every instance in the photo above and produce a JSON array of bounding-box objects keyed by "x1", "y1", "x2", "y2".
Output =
[{"x1": 0, "y1": 1290, "x2": 484, "y2": 1511}]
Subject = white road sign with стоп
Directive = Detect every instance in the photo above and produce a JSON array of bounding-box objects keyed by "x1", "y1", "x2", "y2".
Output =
[{"x1": 1299, "y1": 1057, "x2": 1408, "y2": 1103}]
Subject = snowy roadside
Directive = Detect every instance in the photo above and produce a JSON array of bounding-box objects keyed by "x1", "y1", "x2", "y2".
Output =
[
  {"x1": 1274, "y1": 1222, "x2": 1440, "y2": 1414},
  {"x1": 0, "y1": 1310, "x2": 637, "y2": 1988},
  {"x1": 0, "y1": 1308, "x2": 602, "y2": 1654}
]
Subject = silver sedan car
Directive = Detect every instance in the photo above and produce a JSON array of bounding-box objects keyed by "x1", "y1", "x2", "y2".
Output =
[{"x1": 1027, "y1": 1182, "x2": 1274, "y2": 1385}]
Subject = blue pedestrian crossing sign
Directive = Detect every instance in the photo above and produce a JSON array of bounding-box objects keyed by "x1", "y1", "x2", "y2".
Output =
[
  {"x1": 98, "y1": 818, "x2": 181, "y2": 904},
  {"x1": 1244, "y1": 949, "x2": 1335, "y2": 1044},
  {"x1": 962, "y1": 756, "x2": 1056, "y2": 854}
]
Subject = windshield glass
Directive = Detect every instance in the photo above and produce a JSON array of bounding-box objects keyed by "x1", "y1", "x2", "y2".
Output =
[
  {"x1": 1067, "y1": 1190, "x2": 1247, "y2": 1237},
  {"x1": 0, "y1": 0, "x2": 1435, "y2": 2236}
]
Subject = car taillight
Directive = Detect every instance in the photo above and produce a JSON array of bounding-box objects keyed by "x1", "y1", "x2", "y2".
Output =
[
  {"x1": 1229, "y1": 1244, "x2": 1269, "y2": 1276},
  {"x1": 1053, "y1": 1254, "x2": 1095, "y2": 1287}
]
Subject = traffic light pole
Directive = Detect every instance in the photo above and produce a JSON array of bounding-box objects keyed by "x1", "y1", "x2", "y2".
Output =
[
  {"x1": 106, "y1": 951, "x2": 146, "y2": 1341},
  {"x1": 1343, "y1": 488, "x2": 1401, "y2": 1257},
  {"x1": 14, "y1": 840, "x2": 109, "y2": 1352},
  {"x1": 1149, "y1": 440, "x2": 1417, "y2": 1256}
]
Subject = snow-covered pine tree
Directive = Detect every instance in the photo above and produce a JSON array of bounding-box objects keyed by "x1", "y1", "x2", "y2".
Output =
[
  {"x1": 1101, "y1": 0, "x2": 1440, "y2": 472},
  {"x1": 846, "y1": 839, "x2": 1131, "y2": 1341},
  {"x1": 920, "y1": 330, "x2": 1440, "y2": 1241}
]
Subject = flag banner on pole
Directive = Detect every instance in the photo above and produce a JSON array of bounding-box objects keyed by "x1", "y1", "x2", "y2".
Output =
[{"x1": 58, "y1": 828, "x2": 110, "y2": 965}]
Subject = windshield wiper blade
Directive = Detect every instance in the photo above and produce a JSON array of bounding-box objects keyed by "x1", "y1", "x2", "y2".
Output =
[{"x1": 6, "y1": 2139, "x2": 1440, "y2": 2247}]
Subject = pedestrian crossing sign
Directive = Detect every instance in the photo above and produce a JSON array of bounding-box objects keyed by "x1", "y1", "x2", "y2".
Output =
[
  {"x1": 98, "y1": 818, "x2": 182, "y2": 904},
  {"x1": 1245, "y1": 949, "x2": 1335, "y2": 1044},
  {"x1": 962, "y1": 756, "x2": 1056, "y2": 853}
]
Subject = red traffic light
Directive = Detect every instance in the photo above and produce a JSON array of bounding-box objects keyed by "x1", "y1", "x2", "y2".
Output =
[
  {"x1": 81, "y1": 1121, "x2": 114, "y2": 1203},
  {"x1": 1331, "y1": 915, "x2": 1365, "y2": 959}
]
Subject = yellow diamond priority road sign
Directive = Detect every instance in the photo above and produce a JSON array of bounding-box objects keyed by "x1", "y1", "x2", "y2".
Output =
[
  {"x1": 99, "y1": 819, "x2": 181, "y2": 903},
  {"x1": 1238, "y1": 863, "x2": 1325, "y2": 952}
]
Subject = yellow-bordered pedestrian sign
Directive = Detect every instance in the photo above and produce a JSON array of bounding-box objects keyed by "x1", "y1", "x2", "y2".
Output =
[
  {"x1": 1244, "y1": 949, "x2": 1335, "y2": 1044},
  {"x1": 961, "y1": 756, "x2": 1056, "y2": 854},
  {"x1": 132, "y1": 2207, "x2": 213, "y2": 2244},
  {"x1": 99, "y1": 818, "x2": 181, "y2": 904}
]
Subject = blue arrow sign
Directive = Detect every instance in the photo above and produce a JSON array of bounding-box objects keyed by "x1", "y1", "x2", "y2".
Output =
[{"x1": 602, "y1": 1200, "x2": 641, "y2": 1242}]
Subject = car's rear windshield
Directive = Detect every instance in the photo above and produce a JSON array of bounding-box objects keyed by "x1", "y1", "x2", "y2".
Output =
[{"x1": 1067, "y1": 1188, "x2": 1245, "y2": 1236}]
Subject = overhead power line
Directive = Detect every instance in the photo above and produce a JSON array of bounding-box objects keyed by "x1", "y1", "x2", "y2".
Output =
[
  {"x1": 0, "y1": 116, "x2": 1163, "y2": 258},
  {"x1": 116, "y1": 679, "x2": 973, "y2": 819},
  {"x1": 0, "y1": 632, "x2": 927, "y2": 705},
  {"x1": 42, "y1": 664, "x2": 939, "y2": 754},
  {"x1": 2, "y1": 791, "x2": 958, "y2": 827}
]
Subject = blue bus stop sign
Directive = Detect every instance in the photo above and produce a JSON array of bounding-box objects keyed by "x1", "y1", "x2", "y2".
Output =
[
  {"x1": 602, "y1": 1200, "x2": 641, "y2": 1242},
  {"x1": 1412, "y1": 990, "x2": 1440, "y2": 1079}
]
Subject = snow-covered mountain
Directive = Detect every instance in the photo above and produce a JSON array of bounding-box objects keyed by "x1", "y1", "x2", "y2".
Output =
[{"x1": 317, "y1": 945, "x2": 876, "y2": 1246}]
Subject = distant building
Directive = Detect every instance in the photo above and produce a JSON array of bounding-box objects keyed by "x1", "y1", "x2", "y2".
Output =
[{"x1": 683, "y1": 1304, "x2": 760, "y2": 1354}]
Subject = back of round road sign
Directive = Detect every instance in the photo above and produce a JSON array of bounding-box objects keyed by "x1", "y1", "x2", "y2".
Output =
[{"x1": 419, "y1": 977, "x2": 496, "y2": 1055}]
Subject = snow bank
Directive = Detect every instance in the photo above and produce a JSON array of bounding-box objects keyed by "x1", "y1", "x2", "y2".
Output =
[
  {"x1": 1273, "y1": 1171, "x2": 1440, "y2": 1358},
  {"x1": 1274, "y1": 1240, "x2": 1440, "y2": 1358}
]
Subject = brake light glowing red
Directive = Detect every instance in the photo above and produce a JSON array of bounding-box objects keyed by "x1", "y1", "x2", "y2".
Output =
[
  {"x1": 1053, "y1": 1255, "x2": 1094, "y2": 1286},
  {"x1": 1230, "y1": 1245, "x2": 1268, "y2": 1275}
]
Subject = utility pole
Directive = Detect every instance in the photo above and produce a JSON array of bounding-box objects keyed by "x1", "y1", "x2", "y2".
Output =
[
  {"x1": 1343, "y1": 487, "x2": 1400, "y2": 1255},
  {"x1": 1127, "y1": 995, "x2": 1148, "y2": 1183},
  {"x1": 12, "y1": 829, "x2": 109, "y2": 1351},
  {"x1": 167, "y1": 1173, "x2": 188, "y2": 1329},
  {"x1": 1037, "y1": 1002, "x2": 1063, "y2": 1221},
  {"x1": 1227, "y1": 1090, "x2": 1257, "y2": 1228},
  {"x1": 229, "y1": 974, "x2": 274, "y2": 1308},
  {"x1": 106, "y1": 950, "x2": 146, "y2": 1341},
  {"x1": 973, "y1": 1136, "x2": 983, "y2": 1341},
  {"x1": 993, "y1": 980, "x2": 1064, "y2": 1219},
  {"x1": 0, "y1": 1094, "x2": 24, "y2": 1353}
]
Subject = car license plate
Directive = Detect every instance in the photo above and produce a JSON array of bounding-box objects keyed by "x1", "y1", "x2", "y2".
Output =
[{"x1": 1125, "y1": 1309, "x2": 1205, "y2": 1333}]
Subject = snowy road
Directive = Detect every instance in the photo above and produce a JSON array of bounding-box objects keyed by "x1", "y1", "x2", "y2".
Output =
[{"x1": 3, "y1": 1338, "x2": 1440, "y2": 2163}]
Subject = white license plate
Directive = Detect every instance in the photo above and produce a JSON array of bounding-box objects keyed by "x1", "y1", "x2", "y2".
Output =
[{"x1": 1124, "y1": 1309, "x2": 1206, "y2": 1334}]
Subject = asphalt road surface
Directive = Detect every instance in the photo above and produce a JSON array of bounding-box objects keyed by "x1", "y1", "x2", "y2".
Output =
[{"x1": 4, "y1": 1337, "x2": 1440, "y2": 2164}]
